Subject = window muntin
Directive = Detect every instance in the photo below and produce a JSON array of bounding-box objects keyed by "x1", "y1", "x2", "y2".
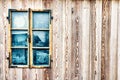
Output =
[{"x1": 9, "y1": 9, "x2": 52, "y2": 68}]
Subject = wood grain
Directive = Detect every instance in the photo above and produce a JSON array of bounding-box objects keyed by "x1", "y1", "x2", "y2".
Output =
[
  {"x1": 109, "y1": 1, "x2": 118, "y2": 80},
  {"x1": 101, "y1": 0, "x2": 111, "y2": 80},
  {"x1": 0, "y1": 0, "x2": 5, "y2": 80},
  {"x1": 81, "y1": 1, "x2": 90, "y2": 80},
  {"x1": 95, "y1": 1, "x2": 102, "y2": 80},
  {"x1": 71, "y1": 1, "x2": 82, "y2": 80},
  {"x1": 117, "y1": 1, "x2": 120, "y2": 80},
  {"x1": 0, "y1": 0, "x2": 120, "y2": 80}
]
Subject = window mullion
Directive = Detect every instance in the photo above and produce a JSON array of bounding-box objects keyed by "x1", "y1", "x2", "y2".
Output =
[
  {"x1": 29, "y1": 8, "x2": 33, "y2": 68},
  {"x1": 9, "y1": 10, "x2": 12, "y2": 67}
]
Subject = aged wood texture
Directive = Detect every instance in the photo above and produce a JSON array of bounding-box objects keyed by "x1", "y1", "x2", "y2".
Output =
[
  {"x1": 52, "y1": 0, "x2": 65, "y2": 80},
  {"x1": 118, "y1": 1, "x2": 120, "y2": 80},
  {"x1": 109, "y1": 1, "x2": 118, "y2": 80},
  {"x1": 81, "y1": 1, "x2": 90, "y2": 80},
  {"x1": 0, "y1": 0, "x2": 120, "y2": 80},
  {"x1": 95, "y1": 1, "x2": 102, "y2": 80},
  {"x1": 101, "y1": 0, "x2": 111, "y2": 80},
  {"x1": 89, "y1": 1, "x2": 96, "y2": 80},
  {"x1": 0, "y1": 0, "x2": 5, "y2": 80},
  {"x1": 71, "y1": 1, "x2": 82, "y2": 80}
]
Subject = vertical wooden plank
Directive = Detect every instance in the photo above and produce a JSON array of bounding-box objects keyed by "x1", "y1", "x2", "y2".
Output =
[
  {"x1": 28, "y1": 0, "x2": 35, "y2": 9},
  {"x1": 71, "y1": 1, "x2": 76, "y2": 78},
  {"x1": 77, "y1": 1, "x2": 83, "y2": 80},
  {"x1": 101, "y1": 0, "x2": 111, "y2": 80},
  {"x1": 0, "y1": 0, "x2": 5, "y2": 80},
  {"x1": 71, "y1": 1, "x2": 82, "y2": 80},
  {"x1": 117, "y1": 1, "x2": 120, "y2": 80},
  {"x1": 89, "y1": 1, "x2": 102, "y2": 80},
  {"x1": 95, "y1": 1, "x2": 102, "y2": 80},
  {"x1": 1, "y1": 0, "x2": 12, "y2": 80},
  {"x1": 16, "y1": 69, "x2": 22, "y2": 80},
  {"x1": 89, "y1": 1, "x2": 96, "y2": 80},
  {"x1": 63, "y1": 0, "x2": 72, "y2": 80},
  {"x1": 62, "y1": 1, "x2": 66, "y2": 80},
  {"x1": 34, "y1": 0, "x2": 42, "y2": 9},
  {"x1": 11, "y1": 0, "x2": 22, "y2": 9},
  {"x1": 22, "y1": 0, "x2": 29, "y2": 10},
  {"x1": 42, "y1": 0, "x2": 52, "y2": 9},
  {"x1": 52, "y1": 0, "x2": 64, "y2": 80},
  {"x1": 81, "y1": 1, "x2": 90, "y2": 80},
  {"x1": 22, "y1": 68, "x2": 29, "y2": 80},
  {"x1": 109, "y1": 1, "x2": 118, "y2": 80}
]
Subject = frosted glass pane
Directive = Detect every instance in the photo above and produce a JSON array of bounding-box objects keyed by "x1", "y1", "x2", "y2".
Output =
[
  {"x1": 33, "y1": 49, "x2": 49, "y2": 65},
  {"x1": 12, "y1": 49, "x2": 28, "y2": 65},
  {"x1": 33, "y1": 31, "x2": 49, "y2": 47},
  {"x1": 33, "y1": 12, "x2": 50, "y2": 29},
  {"x1": 12, "y1": 12, "x2": 28, "y2": 28},
  {"x1": 12, "y1": 31, "x2": 28, "y2": 47}
]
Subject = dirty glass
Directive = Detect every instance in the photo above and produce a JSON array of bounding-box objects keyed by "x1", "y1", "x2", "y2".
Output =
[
  {"x1": 33, "y1": 49, "x2": 49, "y2": 65},
  {"x1": 10, "y1": 10, "x2": 51, "y2": 67},
  {"x1": 12, "y1": 49, "x2": 28, "y2": 65},
  {"x1": 12, "y1": 12, "x2": 28, "y2": 29},
  {"x1": 33, "y1": 12, "x2": 50, "y2": 29},
  {"x1": 12, "y1": 31, "x2": 28, "y2": 47},
  {"x1": 32, "y1": 31, "x2": 49, "y2": 47}
]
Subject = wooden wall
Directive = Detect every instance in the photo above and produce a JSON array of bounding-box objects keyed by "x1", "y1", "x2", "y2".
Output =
[{"x1": 0, "y1": 0, "x2": 120, "y2": 80}]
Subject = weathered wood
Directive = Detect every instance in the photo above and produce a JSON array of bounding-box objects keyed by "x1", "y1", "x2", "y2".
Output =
[
  {"x1": 95, "y1": 1, "x2": 102, "y2": 80},
  {"x1": 101, "y1": 0, "x2": 111, "y2": 80},
  {"x1": 0, "y1": 0, "x2": 120, "y2": 80},
  {"x1": 52, "y1": 0, "x2": 64, "y2": 80},
  {"x1": 81, "y1": 1, "x2": 90, "y2": 80},
  {"x1": 71, "y1": 1, "x2": 82, "y2": 80},
  {"x1": 2, "y1": 0, "x2": 11, "y2": 80},
  {"x1": 117, "y1": 1, "x2": 120, "y2": 80},
  {"x1": 0, "y1": 0, "x2": 5, "y2": 80},
  {"x1": 109, "y1": 1, "x2": 118, "y2": 80},
  {"x1": 89, "y1": 1, "x2": 96, "y2": 80},
  {"x1": 63, "y1": 0, "x2": 72, "y2": 80}
]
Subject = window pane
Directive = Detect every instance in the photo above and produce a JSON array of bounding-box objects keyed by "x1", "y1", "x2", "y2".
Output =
[
  {"x1": 12, "y1": 31, "x2": 28, "y2": 47},
  {"x1": 12, "y1": 12, "x2": 28, "y2": 28},
  {"x1": 12, "y1": 49, "x2": 28, "y2": 65},
  {"x1": 33, "y1": 12, "x2": 50, "y2": 29},
  {"x1": 33, "y1": 49, "x2": 49, "y2": 65},
  {"x1": 33, "y1": 31, "x2": 49, "y2": 47}
]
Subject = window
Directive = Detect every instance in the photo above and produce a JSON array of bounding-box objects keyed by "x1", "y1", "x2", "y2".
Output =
[{"x1": 8, "y1": 9, "x2": 52, "y2": 68}]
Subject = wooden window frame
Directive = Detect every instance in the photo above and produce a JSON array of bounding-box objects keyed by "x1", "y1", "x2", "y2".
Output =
[{"x1": 8, "y1": 9, "x2": 52, "y2": 68}]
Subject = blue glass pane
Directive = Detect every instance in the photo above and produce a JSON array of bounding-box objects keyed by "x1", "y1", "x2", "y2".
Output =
[
  {"x1": 12, "y1": 31, "x2": 28, "y2": 47},
  {"x1": 12, "y1": 12, "x2": 28, "y2": 28},
  {"x1": 33, "y1": 12, "x2": 50, "y2": 29},
  {"x1": 33, "y1": 49, "x2": 49, "y2": 65},
  {"x1": 12, "y1": 49, "x2": 28, "y2": 65},
  {"x1": 33, "y1": 31, "x2": 49, "y2": 47}
]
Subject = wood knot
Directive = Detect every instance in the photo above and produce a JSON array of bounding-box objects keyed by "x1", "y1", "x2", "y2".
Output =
[{"x1": 95, "y1": 56, "x2": 97, "y2": 61}]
